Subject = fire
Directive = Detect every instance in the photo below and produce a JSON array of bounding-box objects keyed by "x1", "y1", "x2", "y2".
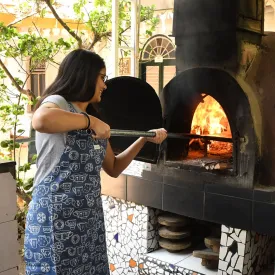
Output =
[{"x1": 191, "y1": 94, "x2": 232, "y2": 154}]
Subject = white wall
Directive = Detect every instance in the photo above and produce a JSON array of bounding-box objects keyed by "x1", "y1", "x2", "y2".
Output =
[
  {"x1": 0, "y1": 173, "x2": 19, "y2": 275},
  {"x1": 140, "y1": 0, "x2": 174, "y2": 10}
]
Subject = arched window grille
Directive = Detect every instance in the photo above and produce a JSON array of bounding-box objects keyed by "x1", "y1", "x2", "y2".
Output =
[
  {"x1": 140, "y1": 35, "x2": 176, "y2": 95},
  {"x1": 140, "y1": 35, "x2": 176, "y2": 62}
]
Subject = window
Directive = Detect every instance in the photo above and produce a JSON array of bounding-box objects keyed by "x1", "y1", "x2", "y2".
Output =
[
  {"x1": 140, "y1": 35, "x2": 176, "y2": 95},
  {"x1": 28, "y1": 60, "x2": 46, "y2": 112},
  {"x1": 140, "y1": 35, "x2": 176, "y2": 61},
  {"x1": 30, "y1": 61, "x2": 46, "y2": 98}
]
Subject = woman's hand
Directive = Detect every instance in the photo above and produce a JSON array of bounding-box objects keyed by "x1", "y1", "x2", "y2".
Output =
[
  {"x1": 89, "y1": 115, "x2": 110, "y2": 139},
  {"x1": 146, "y1": 128, "x2": 167, "y2": 144}
]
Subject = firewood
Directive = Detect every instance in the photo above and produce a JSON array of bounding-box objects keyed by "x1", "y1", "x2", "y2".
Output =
[
  {"x1": 193, "y1": 250, "x2": 219, "y2": 269},
  {"x1": 203, "y1": 161, "x2": 230, "y2": 171},
  {"x1": 204, "y1": 237, "x2": 220, "y2": 253},
  {"x1": 158, "y1": 213, "x2": 189, "y2": 227},
  {"x1": 189, "y1": 138, "x2": 205, "y2": 150},
  {"x1": 159, "y1": 237, "x2": 191, "y2": 252},
  {"x1": 214, "y1": 162, "x2": 230, "y2": 170}
]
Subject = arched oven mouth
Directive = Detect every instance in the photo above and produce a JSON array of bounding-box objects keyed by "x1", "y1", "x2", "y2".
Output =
[{"x1": 163, "y1": 93, "x2": 236, "y2": 175}]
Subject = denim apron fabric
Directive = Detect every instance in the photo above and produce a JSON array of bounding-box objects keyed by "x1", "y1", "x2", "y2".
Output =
[{"x1": 24, "y1": 103, "x2": 109, "y2": 275}]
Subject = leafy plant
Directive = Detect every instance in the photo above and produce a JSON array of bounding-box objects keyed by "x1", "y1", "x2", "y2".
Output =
[{"x1": 0, "y1": 22, "x2": 73, "y2": 235}]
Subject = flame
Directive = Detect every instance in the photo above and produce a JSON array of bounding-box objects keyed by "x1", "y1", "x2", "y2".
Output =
[{"x1": 191, "y1": 94, "x2": 232, "y2": 154}]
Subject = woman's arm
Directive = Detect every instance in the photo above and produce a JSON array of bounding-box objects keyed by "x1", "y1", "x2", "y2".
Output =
[
  {"x1": 102, "y1": 128, "x2": 167, "y2": 178},
  {"x1": 32, "y1": 103, "x2": 110, "y2": 138}
]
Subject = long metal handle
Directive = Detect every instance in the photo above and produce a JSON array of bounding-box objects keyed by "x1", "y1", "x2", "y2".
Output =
[
  {"x1": 111, "y1": 129, "x2": 156, "y2": 137},
  {"x1": 110, "y1": 129, "x2": 235, "y2": 143}
]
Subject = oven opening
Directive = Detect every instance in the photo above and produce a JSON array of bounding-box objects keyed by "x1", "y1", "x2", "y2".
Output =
[{"x1": 165, "y1": 94, "x2": 234, "y2": 173}]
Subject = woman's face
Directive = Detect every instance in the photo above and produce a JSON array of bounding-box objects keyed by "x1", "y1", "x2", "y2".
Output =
[{"x1": 90, "y1": 68, "x2": 107, "y2": 103}]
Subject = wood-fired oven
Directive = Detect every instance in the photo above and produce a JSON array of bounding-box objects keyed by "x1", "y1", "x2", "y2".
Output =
[{"x1": 99, "y1": 0, "x2": 275, "y2": 235}]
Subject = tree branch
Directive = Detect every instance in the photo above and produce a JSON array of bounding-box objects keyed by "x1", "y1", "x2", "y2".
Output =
[
  {"x1": 0, "y1": 58, "x2": 34, "y2": 98},
  {"x1": 43, "y1": 0, "x2": 83, "y2": 48},
  {"x1": 119, "y1": 15, "x2": 150, "y2": 36},
  {"x1": 120, "y1": 37, "x2": 130, "y2": 47},
  {"x1": 8, "y1": 12, "x2": 38, "y2": 27},
  {"x1": 88, "y1": 31, "x2": 111, "y2": 50},
  {"x1": 0, "y1": 3, "x2": 12, "y2": 14}
]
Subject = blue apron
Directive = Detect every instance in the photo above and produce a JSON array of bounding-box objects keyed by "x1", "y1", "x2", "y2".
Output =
[{"x1": 24, "y1": 103, "x2": 109, "y2": 275}]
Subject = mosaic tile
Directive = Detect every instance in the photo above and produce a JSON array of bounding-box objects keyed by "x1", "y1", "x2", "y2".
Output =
[
  {"x1": 231, "y1": 233, "x2": 241, "y2": 243},
  {"x1": 219, "y1": 260, "x2": 228, "y2": 271},
  {"x1": 225, "y1": 251, "x2": 233, "y2": 263},
  {"x1": 235, "y1": 229, "x2": 241, "y2": 236},
  {"x1": 220, "y1": 246, "x2": 227, "y2": 260},
  {"x1": 238, "y1": 243, "x2": 245, "y2": 256},
  {"x1": 231, "y1": 253, "x2": 238, "y2": 268},
  {"x1": 222, "y1": 225, "x2": 229, "y2": 233},
  {"x1": 239, "y1": 231, "x2": 247, "y2": 244},
  {"x1": 218, "y1": 225, "x2": 274, "y2": 275},
  {"x1": 102, "y1": 195, "x2": 275, "y2": 275},
  {"x1": 227, "y1": 266, "x2": 233, "y2": 275},
  {"x1": 221, "y1": 233, "x2": 228, "y2": 246},
  {"x1": 147, "y1": 208, "x2": 160, "y2": 253},
  {"x1": 235, "y1": 256, "x2": 244, "y2": 271},
  {"x1": 227, "y1": 236, "x2": 234, "y2": 246}
]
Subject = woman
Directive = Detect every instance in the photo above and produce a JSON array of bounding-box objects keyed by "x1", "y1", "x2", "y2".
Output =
[{"x1": 24, "y1": 49, "x2": 167, "y2": 275}]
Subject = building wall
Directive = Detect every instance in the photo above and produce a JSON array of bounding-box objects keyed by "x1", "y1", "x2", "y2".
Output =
[{"x1": 0, "y1": 172, "x2": 19, "y2": 275}]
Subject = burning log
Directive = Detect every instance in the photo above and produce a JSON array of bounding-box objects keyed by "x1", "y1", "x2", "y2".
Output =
[
  {"x1": 203, "y1": 161, "x2": 231, "y2": 171},
  {"x1": 213, "y1": 162, "x2": 231, "y2": 170},
  {"x1": 189, "y1": 138, "x2": 205, "y2": 150}
]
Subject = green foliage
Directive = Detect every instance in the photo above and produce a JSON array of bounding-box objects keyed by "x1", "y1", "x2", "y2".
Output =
[
  {"x1": 72, "y1": 0, "x2": 158, "y2": 48},
  {"x1": 0, "y1": 22, "x2": 73, "y2": 143},
  {"x1": 0, "y1": 18, "x2": 74, "y2": 237},
  {"x1": 73, "y1": 0, "x2": 88, "y2": 20},
  {"x1": 8, "y1": 0, "x2": 158, "y2": 50},
  {"x1": 0, "y1": 23, "x2": 73, "y2": 70}
]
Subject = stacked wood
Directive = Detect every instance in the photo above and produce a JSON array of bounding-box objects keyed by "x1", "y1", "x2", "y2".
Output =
[
  {"x1": 159, "y1": 226, "x2": 190, "y2": 239},
  {"x1": 193, "y1": 250, "x2": 219, "y2": 269},
  {"x1": 158, "y1": 213, "x2": 191, "y2": 253},
  {"x1": 192, "y1": 236, "x2": 221, "y2": 269},
  {"x1": 204, "y1": 237, "x2": 220, "y2": 253}
]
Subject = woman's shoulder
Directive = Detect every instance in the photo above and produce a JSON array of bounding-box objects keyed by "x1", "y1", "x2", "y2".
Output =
[{"x1": 41, "y1": 95, "x2": 70, "y2": 111}]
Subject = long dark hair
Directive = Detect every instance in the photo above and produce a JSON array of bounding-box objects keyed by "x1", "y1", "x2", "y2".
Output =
[{"x1": 35, "y1": 49, "x2": 105, "y2": 110}]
